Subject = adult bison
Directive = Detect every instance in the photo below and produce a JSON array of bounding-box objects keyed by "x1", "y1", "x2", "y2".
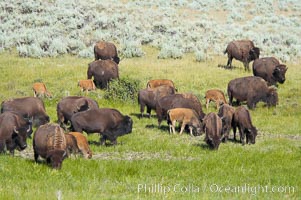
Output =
[
  {"x1": 94, "y1": 41, "x2": 120, "y2": 64},
  {"x1": 217, "y1": 104, "x2": 235, "y2": 142},
  {"x1": 227, "y1": 76, "x2": 278, "y2": 109},
  {"x1": 33, "y1": 123, "x2": 67, "y2": 169},
  {"x1": 57, "y1": 96, "x2": 99, "y2": 129},
  {"x1": 70, "y1": 108, "x2": 133, "y2": 145},
  {"x1": 87, "y1": 60, "x2": 119, "y2": 89},
  {"x1": 0, "y1": 112, "x2": 32, "y2": 155},
  {"x1": 1, "y1": 97, "x2": 49, "y2": 127},
  {"x1": 155, "y1": 93, "x2": 205, "y2": 127},
  {"x1": 252, "y1": 57, "x2": 288, "y2": 86},
  {"x1": 224, "y1": 40, "x2": 260, "y2": 71},
  {"x1": 138, "y1": 85, "x2": 175, "y2": 118}
]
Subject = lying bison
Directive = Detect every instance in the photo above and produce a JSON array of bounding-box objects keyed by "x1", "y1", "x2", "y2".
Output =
[
  {"x1": 138, "y1": 85, "x2": 175, "y2": 118},
  {"x1": 253, "y1": 57, "x2": 288, "y2": 86},
  {"x1": 0, "y1": 112, "x2": 32, "y2": 155},
  {"x1": 70, "y1": 108, "x2": 133, "y2": 145},
  {"x1": 224, "y1": 40, "x2": 260, "y2": 71},
  {"x1": 87, "y1": 60, "x2": 119, "y2": 89},
  {"x1": 33, "y1": 123, "x2": 67, "y2": 169},
  {"x1": 94, "y1": 41, "x2": 120, "y2": 64},
  {"x1": 227, "y1": 76, "x2": 278, "y2": 109},
  {"x1": 57, "y1": 96, "x2": 99, "y2": 129},
  {"x1": 1, "y1": 97, "x2": 50, "y2": 127},
  {"x1": 202, "y1": 112, "x2": 223, "y2": 150},
  {"x1": 232, "y1": 106, "x2": 258, "y2": 145}
]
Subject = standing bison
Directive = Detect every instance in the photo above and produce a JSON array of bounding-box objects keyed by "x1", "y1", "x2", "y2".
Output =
[
  {"x1": 227, "y1": 76, "x2": 278, "y2": 109},
  {"x1": 146, "y1": 79, "x2": 176, "y2": 90},
  {"x1": 87, "y1": 60, "x2": 119, "y2": 89},
  {"x1": 217, "y1": 104, "x2": 235, "y2": 142},
  {"x1": 94, "y1": 41, "x2": 120, "y2": 64},
  {"x1": 0, "y1": 112, "x2": 32, "y2": 155},
  {"x1": 202, "y1": 112, "x2": 223, "y2": 150},
  {"x1": 1, "y1": 97, "x2": 50, "y2": 127},
  {"x1": 70, "y1": 108, "x2": 133, "y2": 145},
  {"x1": 224, "y1": 40, "x2": 260, "y2": 70},
  {"x1": 33, "y1": 123, "x2": 67, "y2": 169},
  {"x1": 252, "y1": 57, "x2": 288, "y2": 86},
  {"x1": 57, "y1": 96, "x2": 99, "y2": 129}
]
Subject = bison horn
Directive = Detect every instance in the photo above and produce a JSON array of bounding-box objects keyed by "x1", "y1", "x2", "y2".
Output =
[
  {"x1": 26, "y1": 125, "x2": 31, "y2": 133},
  {"x1": 14, "y1": 126, "x2": 19, "y2": 134}
]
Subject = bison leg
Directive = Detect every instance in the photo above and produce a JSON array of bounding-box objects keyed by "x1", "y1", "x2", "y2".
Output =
[
  {"x1": 139, "y1": 104, "x2": 145, "y2": 118},
  {"x1": 226, "y1": 56, "x2": 233, "y2": 68},
  {"x1": 0, "y1": 141, "x2": 6, "y2": 154},
  {"x1": 146, "y1": 106, "x2": 152, "y2": 118},
  {"x1": 206, "y1": 98, "x2": 210, "y2": 110},
  {"x1": 179, "y1": 122, "x2": 186, "y2": 135},
  {"x1": 232, "y1": 123, "x2": 237, "y2": 141},
  {"x1": 243, "y1": 62, "x2": 250, "y2": 71},
  {"x1": 239, "y1": 127, "x2": 245, "y2": 145},
  {"x1": 172, "y1": 120, "x2": 177, "y2": 134},
  {"x1": 34, "y1": 152, "x2": 39, "y2": 162},
  {"x1": 188, "y1": 126, "x2": 194, "y2": 136},
  {"x1": 100, "y1": 135, "x2": 107, "y2": 145}
]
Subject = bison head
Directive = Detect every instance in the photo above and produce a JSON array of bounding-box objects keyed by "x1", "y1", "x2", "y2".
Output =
[
  {"x1": 248, "y1": 47, "x2": 260, "y2": 61},
  {"x1": 273, "y1": 65, "x2": 287, "y2": 84},
  {"x1": 246, "y1": 127, "x2": 258, "y2": 144},
  {"x1": 46, "y1": 149, "x2": 67, "y2": 169},
  {"x1": 12, "y1": 125, "x2": 31, "y2": 151},
  {"x1": 266, "y1": 87, "x2": 278, "y2": 107},
  {"x1": 206, "y1": 136, "x2": 222, "y2": 150}
]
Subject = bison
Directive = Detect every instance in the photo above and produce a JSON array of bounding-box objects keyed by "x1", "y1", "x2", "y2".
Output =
[
  {"x1": 155, "y1": 93, "x2": 205, "y2": 127},
  {"x1": 167, "y1": 108, "x2": 202, "y2": 136},
  {"x1": 87, "y1": 60, "x2": 119, "y2": 89},
  {"x1": 1, "y1": 97, "x2": 50, "y2": 127},
  {"x1": 33, "y1": 123, "x2": 67, "y2": 169},
  {"x1": 224, "y1": 40, "x2": 260, "y2": 71},
  {"x1": 138, "y1": 85, "x2": 175, "y2": 118},
  {"x1": 232, "y1": 106, "x2": 258, "y2": 145},
  {"x1": 56, "y1": 96, "x2": 99, "y2": 129},
  {"x1": 78, "y1": 79, "x2": 96, "y2": 94},
  {"x1": 94, "y1": 41, "x2": 120, "y2": 64},
  {"x1": 227, "y1": 76, "x2": 278, "y2": 109},
  {"x1": 205, "y1": 89, "x2": 227, "y2": 110},
  {"x1": 217, "y1": 104, "x2": 235, "y2": 142},
  {"x1": 0, "y1": 112, "x2": 32, "y2": 155},
  {"x1": 252, "y1": 57, "x2": 288, "y2": 86},
  {"x1": 70, "y1": 108, "x2": 133, "y2": 145},
  {"x1": 65, "y1": 134, "x2": 80, "y2": 157},
  {"x1": 146, "y1": 79, "x2": 176, "y2": 90},
  {"x1": 202, "y1": 112, "x2": 223, "y2": 150},
  {"x1": 32, "y1": 82, "x2": 52, "y2": 98},
  {"x1": 68, "y1": 132, "x2": 92, "y2": 159}
]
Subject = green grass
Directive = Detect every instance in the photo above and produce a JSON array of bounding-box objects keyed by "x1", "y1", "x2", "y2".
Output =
[{"x1": 0, "y1": 47, "x2": 300, "y2": 199}]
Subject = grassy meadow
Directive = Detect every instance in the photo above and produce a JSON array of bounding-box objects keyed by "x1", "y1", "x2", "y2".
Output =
[{"x1": 0, "y1": 46, "x2": 301, "y2": 199}]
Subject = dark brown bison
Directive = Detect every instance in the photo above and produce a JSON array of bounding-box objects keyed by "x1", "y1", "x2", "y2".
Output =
[
  {"x1": 227, "y1": 76, "x2": 278, "y2": 109},
  {"x1": 1, "y1": 97, "x2": 50, "y2": 127},
  {"x1": 138, "y1": 85, "x2": 175, "y2": 118},
  {"x1": 70, "y1": 108, "x2": 133, "y2": 145},
  {"x1": 155, "y1": 93, "x2": 205, "y2": 127},
  {"x1": 252, "y1": 57, "x2": 288, "y2": 86},
  {"x1": 33, "y1": 123, "x2": 68, "y2": 169},
  {"x1": 94, "y1": 41, "x2": 120, "y2": 64},
  {"x1": 146, "y1": 79, "x2": 176, "y2": 90},
  {"x1": 57, "y1": 96, "x2": 99, "y2": 129},
  {"x1": 202, "y1": 112, "x2": 223, "y2": 150},
  {"x1": 232, "y1": 106, "x2": 258, "y2": 145},
  {"x1": 224, "y1": 40, "x2": 260, "y2": 70},
  {"x1": 217, "y1": 104, "x2": 235, "y2": 142},
  {"x1": 0, "y1": 112, "x2": 32, "y2": 155},
  {"x1": 87, "y1": 60, "x2": 119, "y2": 89}
]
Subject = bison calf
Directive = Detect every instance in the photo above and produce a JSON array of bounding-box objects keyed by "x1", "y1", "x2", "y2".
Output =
[
  {"x1": 202, "y1": 112, "x2": 223, "y2": 150},
  {"x1": 78, "y1": 79, "x2": 96, "y2": 94},
  {"x1": 218, "y1": 104, "x2": 235, "y2": 142},
  {"x1": 232, "y1": 106, "x2": 258, "y2": 145},
  {"x1": 205, "y1": 89, "x2": 227, "y2": 110},
  {"x1": 167, "y1": 108, "x2": 202, "y2": 136},
  {"x1": 32, "y1": 82, "x2": 52, "y2": 98},
  {"x1": 146, "y1": 79, "x2": 176, "y2": 90},
  {"x1": 69, "y1": 132, "x2": 92, "y2": 159}
]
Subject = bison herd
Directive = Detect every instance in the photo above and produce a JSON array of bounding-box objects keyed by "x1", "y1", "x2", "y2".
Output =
[{"x1": 0, "y1": 40, "x2": 288, "y2": 169}]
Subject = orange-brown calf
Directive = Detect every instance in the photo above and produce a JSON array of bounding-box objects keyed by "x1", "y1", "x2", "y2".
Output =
[
  {"x1": 205, "y1": 89, "x2": 227, "y2": 110},
  {"x1": 146, "y1": 79, "x2": 175, "y2": 90},
  {"x1": 68, "y1": 132, "x2": 92, "y2": 159},
  {"x1": 32, "y1": 82, "x2": 52, "y2": 98},
  {"x1": 78, "y1": 79, "x2": 96, "y2": 93}
]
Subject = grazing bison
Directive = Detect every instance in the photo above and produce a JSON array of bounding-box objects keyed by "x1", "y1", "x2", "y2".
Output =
[
  {"x1": 32, "y1": 82, "x2": 52, "y2": 98},
  {"x1": 252, "y1": 57, "x2": 288, "y2": 86},
  {"x1": 146, "y1": 79, "x2": 176, "y2": 90},
  {"x1": 33, "y1": 123, "x2": 67, "y2": 169},
  {"x1": 232, "y1": 106, "x2": 257, "y2": 145},
  {"x1": 94, "y1": 41, "x2": 120, "y2": 64},
  {"x1": 167, "y1": 108, "x2": 202, "y2": 136},
  {"x1": 217, "y1": 104, "x2": 235, "y2": 142},
  {"x1": 155, "y1": 93, "x2": 205, "y2": 127},
  {"x1": 224, "y1": 40, "x2": 260, "y2": 70},
  {"x1": 205, "y1": 89, "x2": 227, "y2": 110},
  {"x1": 202, "y1": 112, "x2": 223, "y2": 150},
  {"x1": 65, "y1": 134, "x2": 80, "y2": 157},
  {"x1": 87, "y1": 60, "x2": 119, "y2": 89},
  {"x1": 56, "y1": 96, "x2": 99, "y2": 129},
  {"x1": 1, "y1": 97, "x2": 50, "y2": 127},
  {"x1": 70, "y1": 108, "x2": 133, "y2": 145},
  {"x1": 69, "y1": 132, "x2": 92, "y2": 159},
  {"x1": 138, "y1": 85, "x2": 175, "y2": 118},
  {"x1": 0, "y1": 112, "x2": 32, "y2": 155},
  {"x1": 78, "y1": 79, "x2": 96, "y2": 93},
  {"x1": 227, "y1": 76, "x2": 278, "y2": 109}
]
